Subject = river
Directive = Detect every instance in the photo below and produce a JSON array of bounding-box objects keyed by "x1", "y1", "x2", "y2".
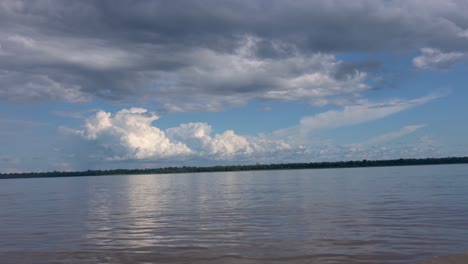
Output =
[{"x1": 1, "y1": 164, "x2": 467, "y2": 263}]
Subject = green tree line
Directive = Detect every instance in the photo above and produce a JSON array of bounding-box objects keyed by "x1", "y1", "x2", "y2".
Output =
[{"x1": 1, "y1": 157, "x2": 467, "y2": 180}]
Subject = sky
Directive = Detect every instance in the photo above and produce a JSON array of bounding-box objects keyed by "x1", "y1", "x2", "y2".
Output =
[{"x1": 1, "y1": 0, "x2": 468, "y2": 173}]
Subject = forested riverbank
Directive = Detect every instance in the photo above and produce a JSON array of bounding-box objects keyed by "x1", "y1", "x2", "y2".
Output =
[{"x1": 1, "y1": 157, "x2": 467, "y2": 180}]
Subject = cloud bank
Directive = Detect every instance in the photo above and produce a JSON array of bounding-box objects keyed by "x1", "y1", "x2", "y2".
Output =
[
  {"x1": 64, "y1": 93, "x2": 439, "y2": 166},
  {"x1": 1, "y1": 0, "x2": 468, "y2": 110}
]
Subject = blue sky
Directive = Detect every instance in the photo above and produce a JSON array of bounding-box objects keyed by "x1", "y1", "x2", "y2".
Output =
[{"x1": 1, "y1": 0, "x2": 468, "y2": 172}]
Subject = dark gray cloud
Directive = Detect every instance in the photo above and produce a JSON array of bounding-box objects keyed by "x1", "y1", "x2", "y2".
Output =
[
  {"x1": 1, "y1": 0, "x2": 467, "y2": 110},
  {"x1": 5, "y1": 0, "x2": 468, "y2": 52},
  {"x1": 332, "y1": 59, "x2": 382, "y2": 81}
]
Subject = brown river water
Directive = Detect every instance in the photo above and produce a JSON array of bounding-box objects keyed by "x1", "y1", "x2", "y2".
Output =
[{"x1": 1, "y1": 164, "x2": 468, "y2": 264}]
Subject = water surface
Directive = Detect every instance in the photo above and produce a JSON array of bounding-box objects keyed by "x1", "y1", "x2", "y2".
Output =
[{"x1": 1, "y1": 164, "x2": 468, "y2": 263}]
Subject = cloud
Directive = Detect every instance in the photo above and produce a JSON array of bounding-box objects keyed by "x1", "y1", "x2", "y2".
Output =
[
  {"x1": 457, "y1": 29, "x2": 468, "y2": 39},
  {"x1": 270, "y1": 93, "x2": 440, "y2": 144},
  {"x1": 413, "y1": 48, "x2": 467, "y2": 70},
  {"x1": 1, "y1": 1, "x2": 468, "y2": 109},
  {"x1": 62, "y1": 91, "x2": 440, "y2": 166},
  {"x1": 299, "y1": 94, "x2": 438, "y2": 132},
  {"x1": 0, "y1": 117, "x2": 46, "y2": 127},
  {"x1": 72, "y1": 108, "x2": 192, "y2": 160},
  {"x1": 0, "y1": 32, "x2": 372, "y2": 111},
  {"x1": 4, "y1": 0, "x2": 468, "y2": 52},
  {"x1": 51, "y1": 109, "x2": 99, "y2": 119},
  {"x1": 339, "y1": 140, "x2": 444, "y2": 161},
  {"x1": 0, "y1": 70, "x2": 90, "y2": 103},
  {"x1": 66, "y1": 108, "x2": 291, "y2": 162},
  {"x1": 154, "y1": 43, "x2": 371, "y2": 111},
  {"x1": 167, "y1": 123, "x2": 254, "y2": 157},
  {"x1": 357, "y1": 124, "x2": 426, "y2": 145}
]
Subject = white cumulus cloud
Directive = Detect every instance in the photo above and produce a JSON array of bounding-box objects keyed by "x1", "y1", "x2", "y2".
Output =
[
  {"x1": 75, "y1": 108, "x2": 192, "y2": 160},
  {"x1": 166, "y1": 123, "x2": 254, "y2": 158},
  {"x1": 68, "y1": 108, "x2": 291, "y2": 162}
]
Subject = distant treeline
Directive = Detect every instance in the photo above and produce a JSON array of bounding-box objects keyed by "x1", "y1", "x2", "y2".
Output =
[{"x1": 1, "y1": 157, "x2": 468, "y2": 180}]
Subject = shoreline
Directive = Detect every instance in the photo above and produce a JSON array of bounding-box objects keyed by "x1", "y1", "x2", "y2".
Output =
[{"x1": 1, "y1": 156, "x2": 467, "y2": 180}]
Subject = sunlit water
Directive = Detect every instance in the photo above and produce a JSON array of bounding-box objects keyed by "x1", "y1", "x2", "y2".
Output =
[{"x1": 1, "y1": 164, "x2": 468, "y2": 264}]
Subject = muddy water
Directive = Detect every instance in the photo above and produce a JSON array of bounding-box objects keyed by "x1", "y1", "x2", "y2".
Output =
[{"x1": 1, "y1": 165, "x2": 467, "y2": 263}]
